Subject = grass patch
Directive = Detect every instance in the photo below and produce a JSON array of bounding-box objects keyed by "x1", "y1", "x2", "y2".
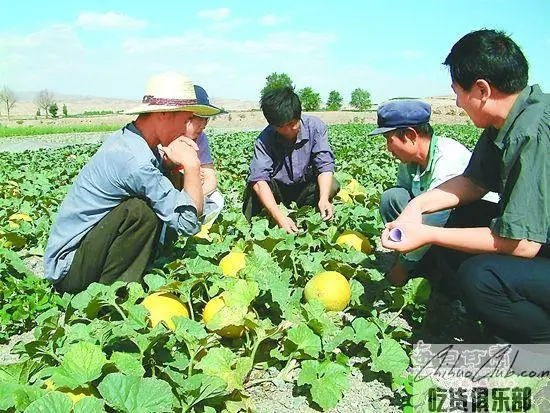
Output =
[{"x1": 0, "y1": 124, "x2": 123, "y2": 137}]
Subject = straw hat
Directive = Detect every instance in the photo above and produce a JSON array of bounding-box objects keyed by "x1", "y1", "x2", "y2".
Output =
[{"x1": 124, "y1": 72, "x2": 222, "y2": 116}]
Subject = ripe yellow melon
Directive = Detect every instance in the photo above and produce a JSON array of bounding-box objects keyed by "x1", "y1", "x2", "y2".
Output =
[
  {"x1": 202, "y1": 295, "x2": 245, "y2": 338},
  {"x1": 142, "y1": 292, "x2": 189, "y2": 330},
  {"x1": 336, "y1": 230, "x2": 372, "y2": 254},
  {"x1": 304, "y1": 271, "x2": 351, "y2": 311},
  {"x1": 219, "y1": 252, "x2": 246, "y2": 277}
]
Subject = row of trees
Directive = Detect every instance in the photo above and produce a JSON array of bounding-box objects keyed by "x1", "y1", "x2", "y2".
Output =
[
  {"x1": 0, "y1": 87, "x2": 69, "y2": 120},
  {"x1": 260, "y1": 73, "x2": 372, "y2": 112},
  {"x1": 34, "y1": 90, "x2": 68, "y2": 118}
]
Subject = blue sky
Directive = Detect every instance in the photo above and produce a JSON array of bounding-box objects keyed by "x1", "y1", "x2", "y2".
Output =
[{"x1": 1, "y1": 0, "x2": 549, "y2": 104}]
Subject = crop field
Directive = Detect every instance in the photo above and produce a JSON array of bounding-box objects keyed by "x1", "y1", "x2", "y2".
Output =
[{"x1": 0, "y1": 124, "x2": 483, "y2": 412}]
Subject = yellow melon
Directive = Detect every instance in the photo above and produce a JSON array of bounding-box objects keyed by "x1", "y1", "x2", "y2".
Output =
[
  {"x1": 202, "y1": 295, "x2": 246, "y2": 338},
  {"x1": 142, "y1": 292, "x2": 189, "y2": 330},
  {"x1": 336, "y1": 230, "x2": 372, "y2": 254},
  {"x1": 219, "y1": 252, "x2": 246, "y2": 277},
  {"x1": 304, "y1": 271, "x2": 351, "y2": 311}
]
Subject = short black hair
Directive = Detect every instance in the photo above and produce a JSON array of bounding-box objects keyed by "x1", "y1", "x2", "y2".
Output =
[
  {"x1": 260, "y1": 86, "x2": 301, "y2": 126},
  {"x1": 394, "y1": 123, "x2": 434, "y2": 139},
  {"x1": 443, "y1": 29, "x2": 528, "y2": 94}
]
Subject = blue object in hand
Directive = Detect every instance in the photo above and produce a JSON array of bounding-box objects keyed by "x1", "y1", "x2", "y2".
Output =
[{"x1": 389, "y1": 228, "x2": 403, "y2": 242}]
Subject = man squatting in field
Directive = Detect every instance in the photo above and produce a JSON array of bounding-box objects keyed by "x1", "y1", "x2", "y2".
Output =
[
  {"x1": 242, "y1": 86, "x2": 340, "y2": 234},
  {"x1": 373, "y1": 99, "x2": 497, "y2": 287},
  {"x1": 44, "y1": 72, "x2": 225, "y2": 294},
  {"x1": 382, "y1": 29, "x2": 550, "y2": 343}
]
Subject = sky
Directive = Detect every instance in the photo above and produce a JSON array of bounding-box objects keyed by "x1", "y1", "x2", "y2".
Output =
[{"x1": 1, "y1": 0, "x2": 549, "y2": 104}]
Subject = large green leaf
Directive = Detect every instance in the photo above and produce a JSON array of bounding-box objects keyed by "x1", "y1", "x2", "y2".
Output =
[
  {"x1": 23, "y1": 391, "x2": 72, "y2": 413},
  {"x1": 98, "y1": 373, "x2": 173, "y2": 413},
  {"x1": 52, "y1": 342, "x2": 107, "y2": 389}
]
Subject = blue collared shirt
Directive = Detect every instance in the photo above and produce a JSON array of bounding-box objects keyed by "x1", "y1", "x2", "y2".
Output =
[
  {"x1": 247, "y1": 115, "x2": 335, "y2": 186},
  {"x1": 43, "y1": 123, "x2": 200, "y2": 283}
]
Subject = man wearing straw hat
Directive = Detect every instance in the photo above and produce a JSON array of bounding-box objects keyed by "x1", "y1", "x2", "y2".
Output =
[{"x1": 44, "y1": 72, "x2": 223, "y2": 294}]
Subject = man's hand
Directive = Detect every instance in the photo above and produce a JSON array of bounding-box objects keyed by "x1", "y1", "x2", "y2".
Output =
[
  {"x1": 381, "y1": 222, "x2": 432, "y2": 253},
  {"x1": 318, "y1": 198, "x2": 334, "y2": 221},
  {"x1": 276, "y1": 215, "x2": 299, "y2": 234},
  {"x1": 158, "y1": 136, "x2": 200, "y2": 169}
]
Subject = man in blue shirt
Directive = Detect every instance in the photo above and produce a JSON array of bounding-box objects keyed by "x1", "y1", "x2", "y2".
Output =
[
  {"x1": 44, "y1": 72, "x2": 223, "y2": 293},
  {"x1": 243, "y1": 87, "x2": 339, "y2": 233}
]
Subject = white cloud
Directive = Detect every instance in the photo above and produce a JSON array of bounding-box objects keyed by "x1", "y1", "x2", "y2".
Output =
[
  {"x1": 259, "y1": 14, "x2": 288, "y2": 26},
  {"x1": 197, "y1": 8, "x2": 231, "y2": 22},
  {"x1": 77, "y1": 12, "x2": 149, "y2": 30}
]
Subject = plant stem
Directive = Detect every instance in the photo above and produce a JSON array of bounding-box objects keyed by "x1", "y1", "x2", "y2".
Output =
[{"x1": 111, "y1": 301, "x2": 128, "y2": 321}]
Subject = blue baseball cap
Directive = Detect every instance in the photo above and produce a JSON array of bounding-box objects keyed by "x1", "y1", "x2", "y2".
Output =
[
  {"x1": 369, "y1": 99, "x2": 431, "y2": 136},
  {"x1": 193, "y1": 85, "x2": 228, "y2": 117}
]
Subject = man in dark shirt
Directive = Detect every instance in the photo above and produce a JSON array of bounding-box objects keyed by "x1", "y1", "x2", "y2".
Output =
[
  {"x1": 243, "y1": 87, "x2": 339, "y2": 233},
  {"x1": 382, "y1": 29, "x2": 550, "y2": 343}
]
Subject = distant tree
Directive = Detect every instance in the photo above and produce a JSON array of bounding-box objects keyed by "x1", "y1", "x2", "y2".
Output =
[
  {"x1": 62, "y1": 104, "x2": 68, "y2": 117},
  {"x1": 350, "y1": 88, "x2": 372, "y2": 111},
  {"x1": 0, "y1": 87, "x2": 17, "y2": 121},
  {"x1": 326, "y1": 90, "x2": 343, "y2": 111},
  {"x1": 35, "y1": 89, "x2": 54, "y2": 118},
  {"x1": 261, "y1": 72, "x2": 294, "y2": 98},
  {"x1": 298, "y1": 87, "x2": 321, "y2": 111},
  {"x1": 49, "y1": 103, "x2": 59, "y2": 118},
  {"x1": 36, "y1": 108, "x2": 41, "y2": 117}
]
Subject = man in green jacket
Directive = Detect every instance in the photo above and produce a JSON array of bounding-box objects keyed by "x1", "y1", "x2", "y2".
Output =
[{"x1": 382, "y1": 29, "x2": 550, "y2": 343}]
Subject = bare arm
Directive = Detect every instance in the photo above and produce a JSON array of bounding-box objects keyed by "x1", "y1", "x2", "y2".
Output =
[
  {"x1": 317, "y1": 171, "x2": 334, "y2": 220},
  {"x1": 382, "y1": 224, "x2": 541, "y2": 258},
  {"x1": 397, "y1": 175, "x2": 488, "y2": 223},
  {"x1": 252, "y1": 180, "x2": 298, "y2": 233},
  {"x1": 200, "y1": 164, "x2": 218, "y2": 196}
]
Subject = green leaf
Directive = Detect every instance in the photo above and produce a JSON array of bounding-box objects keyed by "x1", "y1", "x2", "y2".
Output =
[
  {"x1": 371, "y1": 338, "x2": 409, "y2": 377},
  {"x1": 143, "y1": 273, "x2": 167, "y2": 291},
  {"x1": 323, "y1": 326, "x2": 355, "y2": 353},
  {"x1": 23, "y1": 391, "x2": 72, "y2": 413},
  {"x1": 352, "y1": 317, "x2": 379, "y2": 343},
  {"x1": 52, "y1": 342, "x2": 107, "y2": 390},
  {"x1": 98, "y1": 373, "x2": 173, "y2": 413},
  {"x1": 185, "y1": 256, "x2": 220, "y2": 275},
  {"x1": 73, "y1": 397, "x2": 105, "y2": 413},
  {"x1": 302, "y1": 300, "x2": 338, "y2": 337},
  {"x1": 286, "y1": 324, "x2": 322, "y2": 358},
  {"x1": 222, "y1": 279, "x2": 259, "y2": 308},
  {"x1": 349, "y1": 279, "x2": 365, "y2": 306},
  {"x1": 110, "y1": 352, "x2": 145, "y2": 377},
  {"x1": 297, "y1": 359, "x2": 349, "y2": 410},
  {"x1": 402, "y1": 277, "x2": 431, "y2": 306},
  {"x1": 195, "y1": 348, "x2": 250, "y2": 391},
  {"x1": 180, "y1": 374, "x2": 227, "y2": 408},
  {"x1": 173, "y1": 317, "x2": 209, "y2": 343}
]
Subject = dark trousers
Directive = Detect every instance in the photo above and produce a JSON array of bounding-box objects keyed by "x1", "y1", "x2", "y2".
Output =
[
  {"x1": 432, "y1": 201, "x2": 550, "y2": 343},
  {"x1": 55, "y1": 198, "x2": 161, "y2": 294},
  {"x1": 242, "y1": 177, "x2": 340, "y2": 220}
]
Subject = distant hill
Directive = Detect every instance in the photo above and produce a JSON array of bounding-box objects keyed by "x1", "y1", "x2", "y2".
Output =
[{"x1": 7, "y1": 91, "x2": 258, "y2": 117}]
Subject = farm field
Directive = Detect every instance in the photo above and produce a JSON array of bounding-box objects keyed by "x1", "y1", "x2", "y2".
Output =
[{"x1": 1, "y1": 123, "x2": 487, "y2": 412}]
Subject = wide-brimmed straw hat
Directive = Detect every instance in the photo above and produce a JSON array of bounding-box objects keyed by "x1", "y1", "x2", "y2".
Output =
[{"x1": 124, "y1": 72, "x2": 222, "y2": 116}]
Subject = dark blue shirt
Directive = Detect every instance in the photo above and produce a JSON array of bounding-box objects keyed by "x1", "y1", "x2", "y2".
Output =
[{"x1": 247, "y1": 115, "x2": 335, "y2": 186}]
